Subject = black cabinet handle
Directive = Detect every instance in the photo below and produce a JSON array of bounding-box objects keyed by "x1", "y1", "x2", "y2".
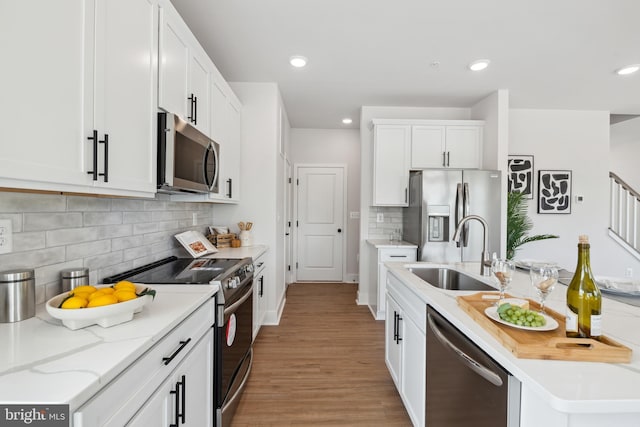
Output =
[
  {"x1": 98, "y1": 133, "x2": 108, "y2": 182},
  {"x1": 227, "y1": 178, "x2": 233, "y2": 198},
  {"x1": 393, "y1": 311, "x2": 398, "y2": 343},
  {"x1": 162, "y1": 338, "x2": 192, "y2": 366},
  {"x1": 178, "y1": 375, "x2": 186, "y2": 424},
  {"x1": 446, "y1": 151, "x2": 450, "y2": 167},
  {"x1": 193, "y1": 96, "x2": 197, "y2": 125},
  {"x1": 259, "y1": 276, "x2": 264, "y2": 297},
  {"x1": 397, "y1": 315, "x2": 403, "y2": 343},
  {"x1": 169, "y1": 380, "x2": 180, "y2": 427},
  {"x1": 87, "y1": 130, "x2": 98, "y2": 181},
  {"x1": 442, "y1": 151, "x2": 446, "y2": 167},
  {"x1": 188, "y1": 93, "x2": 195, "y2": 123}
]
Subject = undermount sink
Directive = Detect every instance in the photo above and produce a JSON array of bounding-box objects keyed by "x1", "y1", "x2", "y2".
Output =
[{"x1": 409, "y1": 267, "x2": 495, "y2": 291}]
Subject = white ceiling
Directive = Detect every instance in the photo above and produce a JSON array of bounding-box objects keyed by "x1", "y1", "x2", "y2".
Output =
[{"x1": 172, "y1": 0, "x2": 640, "y2": 129}]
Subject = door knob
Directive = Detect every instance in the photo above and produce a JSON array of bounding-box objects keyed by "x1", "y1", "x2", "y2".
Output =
[{"x1": 337, "y1": 228, "x2": 342, "y2": 233}]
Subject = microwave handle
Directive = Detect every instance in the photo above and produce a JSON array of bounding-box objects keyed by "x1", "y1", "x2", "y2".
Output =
[{"x1": 203, "y1": 142, "x2": 219, "y2": 192}]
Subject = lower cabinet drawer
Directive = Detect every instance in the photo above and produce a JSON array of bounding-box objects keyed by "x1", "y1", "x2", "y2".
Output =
[
  {"x1": 380, "y1": 248, "x2": 417, "y2": 262},
  {"x1": 73, "y1": 297, "x2": 215, "y2": 426}
]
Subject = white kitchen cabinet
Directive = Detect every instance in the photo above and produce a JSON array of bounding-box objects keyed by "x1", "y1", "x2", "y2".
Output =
[
  {"x1": 159, "y1": 0, "x2": 213, "y2": 137},
  {"x1": 0, "y1": 0, "x2": 157, "y2": 197},
  {"x1": 368, "y1": 242, "x2": 417, "y2": 320},
  {"x1": 129, "y1": 330, "x2": 214, "y2": 427},
  {"x1": 373, "y1": 124, "x2": 411, "y2": 206},
  {"x1": 210, "y1": 73, "x2": 242, "y2": 203},
  {"x1": 385, "y1": 273, "x2": 425, "y2": 427},
  {"x1": 73, "y1": 297, "x2": 215, "y2": 426},
  {"x1": 411, "y1": 123, "x2": 482, "y2": 169},
  {"x1": 253, "y1": 254, "x2": 267, "y2": 339}
]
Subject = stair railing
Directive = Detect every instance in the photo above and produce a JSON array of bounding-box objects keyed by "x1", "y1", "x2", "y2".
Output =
[{"x1": 609, "y1": 172, "x2": 640, "y2": 259}]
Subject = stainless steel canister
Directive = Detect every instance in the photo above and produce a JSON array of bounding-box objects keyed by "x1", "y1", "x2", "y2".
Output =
[
  {"x1": 61, "y1": 267, "x2": 90, "y2": 292},
  {"x1": 0, "y1": 269, "x2": 36, "y2": 323}
]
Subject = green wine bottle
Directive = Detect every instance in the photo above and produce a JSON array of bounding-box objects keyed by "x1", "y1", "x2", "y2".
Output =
[{"x1": 566, "y1": 235, "x2": 602, "y2": 338}]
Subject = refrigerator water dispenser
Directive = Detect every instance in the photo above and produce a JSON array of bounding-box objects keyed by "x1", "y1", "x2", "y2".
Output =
[{"x1": 427, "y1": 205, "x2": 450, "y2": 242}]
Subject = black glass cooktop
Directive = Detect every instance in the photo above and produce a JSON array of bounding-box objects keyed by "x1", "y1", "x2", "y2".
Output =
[{"x1": 102, "y1": 256, "x2": 241, "y2": 284}]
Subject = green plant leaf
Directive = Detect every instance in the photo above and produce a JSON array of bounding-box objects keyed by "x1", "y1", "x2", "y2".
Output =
[
  {"x1": 137, "y1": 287, "x2": 156, "y2": 300},
  {"x1": 506, "y1": 191, "x2": 559, "y2": 260}
]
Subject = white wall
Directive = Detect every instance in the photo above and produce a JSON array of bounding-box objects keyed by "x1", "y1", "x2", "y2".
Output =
[
  {"x1": 358, "y1": 106, "x2": 472, "y2": 305},
  {"x1": 610, "y1": 117, "x2": 640, "y2": 190},
  {"x1": 215, "y1": 82, "x2": 288, "y2": 324},
  {"x1": 509, "y1": 109, "x2": 640, "y2": 277},
  {"x1": 289, "y1": 128, "x2": 361, "y2": 282}
]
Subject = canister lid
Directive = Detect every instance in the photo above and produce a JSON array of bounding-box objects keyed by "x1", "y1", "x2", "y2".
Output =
[
  {"x1": 0, "y1": 269, "x2": 35, "y2": 282},
  {"x1": 61, "y1": 268, "x2": 89, "y2": 279}
]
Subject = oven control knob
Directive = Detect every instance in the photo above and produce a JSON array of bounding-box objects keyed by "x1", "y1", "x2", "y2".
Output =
[{"x1": 227, "y1": 276, "x2": 240, "y2": 289}]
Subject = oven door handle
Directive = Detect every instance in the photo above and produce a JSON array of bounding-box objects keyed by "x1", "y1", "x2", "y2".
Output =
[
  {"x1": 223, "y1": 283, "x2": 254, "y2": 316},
  {"x1": 221, "y1": 348, "x2": 253, "y2": 412}
]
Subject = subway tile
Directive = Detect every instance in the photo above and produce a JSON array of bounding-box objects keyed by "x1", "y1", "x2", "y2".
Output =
[
  {"x1": 110, "y1": 199, "x2": 145, "y2": 212},
  {"x1": 96, "y1": 224, "x2": 132, "y2": 240},
  {"x1": 149, "y1": 240, "x2": 176, "y2": 254},
  {"x1": 0, "y1": 192, "x2": 66, "y2": 213},
  {"x1": 156, "y1": 220, "x2": 180, "y2": 232},
  {"x1": 35, "y1": 283, "x2": 46, "y2": 305},
  {"x1": 133, "y1": 222, "x2": 158, "y2": 235},
  {"x1": 46, "y1": 227, "x2": 99, "y2": 246},
  {"x1": 151, "y1": 211, "x2": 175, "y2": 222},
  {"x1": 83, "y1": 251, "x2": 124, "y2": 270},
  {"x1": 66, "y1": 240, "x2": 111, "y2": 260},
  {"x1": 83, "y1": 212, "x2": 123, "y2": 226},
  {"x1": 123, "y1": 246, "x2": 152, "y2": 262},
  {"x1": 24, "y1": 212, "x2": 83, "y2": 231},
  {"x1": 12, "y1": 231, "x2": 46, "y2": 252},
  {"x1": 67, "y1": 196, "x2": 111, "y2": 212},
  {"x1": 143, "y1": 230, "x2": 174, "y2": 245},
  {"x1": 144, "y1": 200, "x2": 167, "y2": 211},
  {"x1": 132, "y1": 254, "x2": 158, "y2": 268},
  {"x1": 0, "y1": 214, "x2": 23, "y2": 232},
  {"x1": 0, "y1": 247, "x2": 66, "y2": 271},
  {"x1": 97, "y1": 261, "x2": 134, "y2": 282},
  {"x1": 44, "y1": 281, "x2": 64, "y2": 301},
  {"x1": 122, "y1": 211, "x2": 152, "y2": 224},
  {"x1": 111, "y1": 235, "x2": 144, "y2": 251}
]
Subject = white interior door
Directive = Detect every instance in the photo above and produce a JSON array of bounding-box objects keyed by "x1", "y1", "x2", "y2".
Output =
[{"x1": 296, "y1": 166, "x2": 345, "y2": 281}]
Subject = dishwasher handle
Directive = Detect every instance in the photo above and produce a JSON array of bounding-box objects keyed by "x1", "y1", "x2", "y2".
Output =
[{"x1": 427, "y1": 313, "x2": 503, "y2": 387}]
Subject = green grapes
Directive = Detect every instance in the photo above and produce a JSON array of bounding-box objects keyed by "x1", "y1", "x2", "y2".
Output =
[{"x1": 496, "y1": 303, "x2": 546, "y2": 328}]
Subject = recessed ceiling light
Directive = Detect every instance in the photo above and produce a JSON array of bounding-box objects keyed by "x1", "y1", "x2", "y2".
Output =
[
  {"x1": 342, "y1": 118, "x2": 353, "y2": 125},
  {"x1": 616, "y1": 64, "x2": 640, "y2": 76},
  {"x1": 289, "y1": 56, "x2": 308, "y2": 68},
  {"x1": 469, "y1": 59, "x2": 490, "y2": 71}
]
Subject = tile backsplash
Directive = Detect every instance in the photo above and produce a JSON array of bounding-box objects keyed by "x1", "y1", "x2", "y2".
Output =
[
  {"x1": 368, "y1": 207, "x2": 403, "y2": 240},
  {"x1": 0, "y1": 191, "x2": 214, "y2": 304}
]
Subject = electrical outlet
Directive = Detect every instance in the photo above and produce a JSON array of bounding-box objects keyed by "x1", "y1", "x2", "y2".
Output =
[
  {"x1": 0, "y1": 219, "x2": 13, "y2": 254},
  {"x1": 625, "y1": 267, "x2": 633, "y2": 277},
  {"x1": 192, "y1": 212, "x2": 198, "y2": 226},
  {"x1": 350, "y1": 211, "x2": 360, "y2": 219},
  {"x1": 376, "y1": 213, "x2": 384, "y2": 223}
]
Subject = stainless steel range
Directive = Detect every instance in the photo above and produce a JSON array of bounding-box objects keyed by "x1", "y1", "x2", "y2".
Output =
[{"x1": 103, "y1": 256, "x2": 254, "y2": 427}]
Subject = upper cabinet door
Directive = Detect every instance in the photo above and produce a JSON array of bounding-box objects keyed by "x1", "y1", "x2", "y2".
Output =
[
  {"x1": 92, "y1": 0, "x2": 158, "y2": 194},
  {"x1": 188, "y1": 49, "x2": 212, "y2": 136},
  {"x1": 0, "y1": 1, "x2": 91, "y2": 189},
  {"x1": 373, "y1": 125, "x2": 411, "y2": 206},
  {"x1": 411, "y1": 125, "x2": 446, "y2": 168},
  {"x1": 445, "y1": 126, "x2": 482, "y2": 169},
  {"x1": 158, "y1": 4, "x2": 190, "y2": 119}
]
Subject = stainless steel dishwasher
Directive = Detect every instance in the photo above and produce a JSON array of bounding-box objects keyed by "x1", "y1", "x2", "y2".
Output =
[{"x1": 426, "y1": 306, "x2": 521, "y2": 426}]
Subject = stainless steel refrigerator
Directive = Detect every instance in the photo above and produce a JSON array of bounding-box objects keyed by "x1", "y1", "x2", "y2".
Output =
[{"x1": 403, "y1": 170, "x2": 502, "y2": 263}]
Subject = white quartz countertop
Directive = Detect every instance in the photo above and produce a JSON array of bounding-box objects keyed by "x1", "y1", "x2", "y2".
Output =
[
  {"x1": 386, "y1": 261, "x2": 640, "y2": 415},
  {"x1": 366, "y1": 239, "x2": 418, "y2": 249},
  {"x1": 0, "y1": 284, "x2": 218, "y2": 412},
  {"x1": 203, "y1": 244, "x2": 268, "y2": 260}
]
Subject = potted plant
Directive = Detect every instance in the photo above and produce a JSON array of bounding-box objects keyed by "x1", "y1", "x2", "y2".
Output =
[{"x1": 506, "y1": 191, "x2": 559, "y2": 260}]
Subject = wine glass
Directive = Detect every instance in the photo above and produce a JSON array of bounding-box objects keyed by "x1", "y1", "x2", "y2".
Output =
[
  {"x1": 530, "y1": 264, "x2": 558, "y2": 314},
  {"x1": 491, "y1": 258, "x2": 515, "y2": 303}
]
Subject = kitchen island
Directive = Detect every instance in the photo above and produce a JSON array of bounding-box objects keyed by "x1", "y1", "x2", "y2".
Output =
[
  {"x1": 0, "y1": 284, "x2": 217, "y2": 424},
  {"x1": 387, "y1": 262, "x2": 640, "y2": 427}
]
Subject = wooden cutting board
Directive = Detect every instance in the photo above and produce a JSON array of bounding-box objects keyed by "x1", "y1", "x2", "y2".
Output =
[{"x1": 456, "y1": 292, "x2": 632, "y2": 363}]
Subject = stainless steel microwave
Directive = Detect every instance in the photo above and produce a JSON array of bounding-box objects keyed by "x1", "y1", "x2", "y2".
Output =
[{"x1": 157, "y1": 112, "x2": 219, "y2": 194}]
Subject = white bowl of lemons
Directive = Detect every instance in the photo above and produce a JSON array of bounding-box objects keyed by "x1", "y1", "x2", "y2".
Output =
[{"x1": 45, "y1": 281, "x2": 155, "y2": 330}]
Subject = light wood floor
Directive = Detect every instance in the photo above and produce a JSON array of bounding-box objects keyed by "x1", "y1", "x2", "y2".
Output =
[{"x1": 230, "y1": 282, "x2": 412, "y2": 427}]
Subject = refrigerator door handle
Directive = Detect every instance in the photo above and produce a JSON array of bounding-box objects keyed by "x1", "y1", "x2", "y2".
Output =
[
  {"x1": 455, "y1": 183, "x2": 463, "y2": 248},
  {"x1": 463, "y1": 183, "x2": 470, "y2": 247}
]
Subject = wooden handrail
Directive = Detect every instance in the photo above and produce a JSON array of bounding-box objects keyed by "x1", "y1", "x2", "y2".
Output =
[{"x1": 610, "y1": 172, "x2": 640, "y2": 201}]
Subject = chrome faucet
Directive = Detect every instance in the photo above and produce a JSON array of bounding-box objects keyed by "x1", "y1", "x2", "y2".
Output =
[{"x1": 452, "y1": 215, "x2": 491, "y2": 276}]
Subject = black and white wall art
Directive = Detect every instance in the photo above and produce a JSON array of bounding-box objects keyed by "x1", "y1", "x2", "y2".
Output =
[
  {"x1": 538, "y1": 170, "x2": 572, "y2": 214},
  {"x1": 508, "y1": 155, "x2": 534, "y2": 199}
]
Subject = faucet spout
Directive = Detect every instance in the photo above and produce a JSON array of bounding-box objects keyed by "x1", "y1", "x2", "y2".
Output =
[{"x1": 453, "y1": 215, "x2": 491, "y2": 276}]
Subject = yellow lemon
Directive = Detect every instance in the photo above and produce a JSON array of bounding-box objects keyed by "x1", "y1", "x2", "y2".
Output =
[
  {"x1": 72, "y1": 285, "x2": 97, "y2": 294},
  {"x1": 114, "y1": 281, "x2": 136, "y2": 292},
  {"x1": 115, "y1": 290, "x2": 138, "y2": 302},
  {"x1": 87, "y1": 294, "x2": 118, "y2": 308},
  {"x1": 71, "y1": 291, "x2": 93, "y2": 300},
  {"x1": 88, "y1": 289, "x2": 109, "y2": 301},
  {"x1": 61, "y1": 296, "x2": 88, "y2": 309},
  {"x1": 99, "y1": 287, "x2": 115, "y2": 294}
]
